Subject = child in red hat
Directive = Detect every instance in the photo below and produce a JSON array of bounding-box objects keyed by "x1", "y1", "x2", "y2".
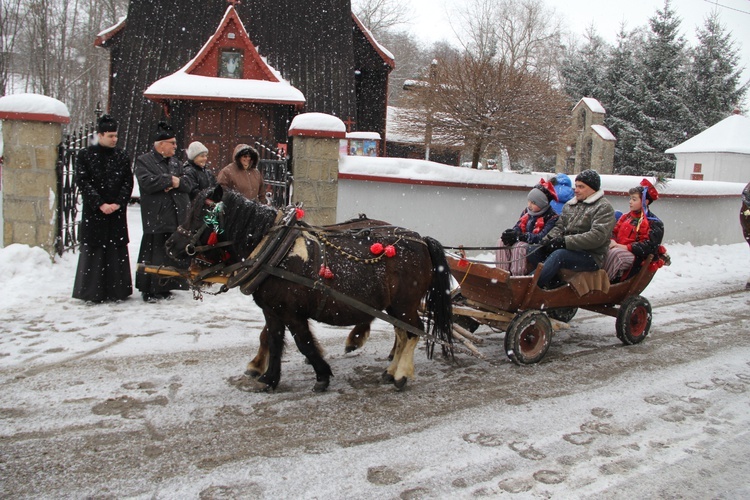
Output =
[{"x1": 603, "y1": 178, "x2": 664, "y2": 282}]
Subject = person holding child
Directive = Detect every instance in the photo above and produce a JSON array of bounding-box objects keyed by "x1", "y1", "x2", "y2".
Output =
[
  {"x1": 496, "y1": 179, "x2": 559, "y2": 276},
  {"x1": 603, "y1": 178, "x2": 664, "y2": 282}
]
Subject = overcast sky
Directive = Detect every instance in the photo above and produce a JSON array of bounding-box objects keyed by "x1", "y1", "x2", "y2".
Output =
[{"x1": 405, "y1": 0, "x2": 750, "y2": 91}]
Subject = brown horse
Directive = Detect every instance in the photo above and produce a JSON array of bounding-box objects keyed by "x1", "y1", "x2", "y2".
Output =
[
  {"x1": 742, "y1": 181, "x2": 750, "y2": 289},
  {"x1": 166, "y1": 186, "x2": 453, "y2": 392}
]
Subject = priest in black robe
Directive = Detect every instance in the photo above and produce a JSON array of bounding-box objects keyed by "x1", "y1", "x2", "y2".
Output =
[{"x1": 72, "y1": 115, "x2": 134, "y2": 303}]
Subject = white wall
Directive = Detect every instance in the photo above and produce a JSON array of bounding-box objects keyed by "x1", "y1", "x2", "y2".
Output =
[
  {"x1": 674, "y1": 152, "x2": 750, "y2": 183},
  {"x1": 337, "y1": 157, "x2": 746, "y2": 249}
]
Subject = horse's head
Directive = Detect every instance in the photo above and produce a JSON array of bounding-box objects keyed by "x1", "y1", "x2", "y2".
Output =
[{"x1": 166, "y1": 185, "x2": 227, "y2": 262}]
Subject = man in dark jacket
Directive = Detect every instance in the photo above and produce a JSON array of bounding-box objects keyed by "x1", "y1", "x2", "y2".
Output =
[
  {"x1": 134, "y1": 122, "x2": 195, "y2": 302},
  {"x1": 528, "y1": 169, "x2": 615, "y2": 288},
  {"x1": 72, "y1": 114, "x2": 133, "y2": 303}
]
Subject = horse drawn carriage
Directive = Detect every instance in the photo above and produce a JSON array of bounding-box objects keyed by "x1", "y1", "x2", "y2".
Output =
[
  {"x1": 445, "y1": 251, "x2": 663, "y2": 366},
  {"x1": 142, "y1": 183, "x2": 675, "y2": 390}
]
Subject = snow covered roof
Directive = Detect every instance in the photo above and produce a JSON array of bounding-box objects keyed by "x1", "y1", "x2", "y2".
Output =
[
  {"x1": 351, "y1": 13, "x2": 395, "y2": 69},
  {"x1": 0, "y1": 93, "x2": 70, "y2": 123},
  {"x1": 591, "y1": 124, "x2": 616, "y2": 141},
  {"x1": 665, "y1": 113, "x2": 750, "y2": 155},
  {"x1": 386, "y1": 106, "x2": 463, "y2": 147},
  {"x1": 347, "y1": 131, "x2": 381, "y2": 140},
  {"x1": 144, "y1": 72, "x2": 305, "y2": 105},
  {"x1": 143, "y1": 6, "x2": 304, "y2": 106},
  {"x1": 574, "y1": 97, "x2": 606, "y2": 115},
  {"x1": 94, "y1": 16, "x2": 126, "y2": 47}
]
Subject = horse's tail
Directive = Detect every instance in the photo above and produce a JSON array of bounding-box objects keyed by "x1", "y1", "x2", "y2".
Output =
[{"x1": 422, "y1": 236, "x2": 454, "y2": 359}]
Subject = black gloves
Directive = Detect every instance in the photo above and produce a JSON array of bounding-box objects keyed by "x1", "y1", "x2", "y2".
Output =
[
  {"x1": 545, "y1": 236, "x2": 565, "y2": 251},
  {"x1": 501, "y1": 229, "x2": 518, "y2": 246},
  {"x1": 517, "y1": 232, "x2": 529, "y2": 243}
]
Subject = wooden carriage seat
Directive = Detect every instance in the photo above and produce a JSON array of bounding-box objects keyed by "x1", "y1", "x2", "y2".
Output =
[{"x1": 558, "y1": 269, "x2": 610, "y2": 297}]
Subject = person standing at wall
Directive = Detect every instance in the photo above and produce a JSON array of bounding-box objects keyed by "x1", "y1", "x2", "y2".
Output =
[
  {"x1": 72, "y1": 115, "x2": 134, "y2": 303},
  {"x1": 217, "y1": 143, "x2": 265, "y2": 202},
  {"x1": 183, "y1": 141, "x2": 216, "y2": 200},
  {"x1": 134, "y1": 122, "x2": 195, "y2": 303}
]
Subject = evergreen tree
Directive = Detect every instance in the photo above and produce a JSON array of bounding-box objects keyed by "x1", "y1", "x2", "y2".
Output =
[
  {"x1": 686, "y1": 11, "x2": 748, "y2": 135},
  {"x1": 602, "y1": 26, "x2": 653, "y2": 175},
  {"x1": 639, "y1": 0, "x2": 694, "y2": 175},
  {"x1": 561, "y1": 25, "x2": 609, "y2": 101}
]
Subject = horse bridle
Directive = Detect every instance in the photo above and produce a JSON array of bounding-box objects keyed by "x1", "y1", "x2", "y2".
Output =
[{"x1": 176, "y1": 201, "x2": 233, "y2": 257}]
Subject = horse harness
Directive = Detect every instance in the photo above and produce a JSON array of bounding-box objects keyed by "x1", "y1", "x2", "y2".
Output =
[{"x1": 178, "y1": 207, "x2": 466, "y2": 357}]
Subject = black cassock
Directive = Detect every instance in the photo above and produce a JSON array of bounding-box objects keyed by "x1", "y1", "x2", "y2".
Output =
[{"x1": 72, "y1": 144, "x2": 133, "y2": 302}]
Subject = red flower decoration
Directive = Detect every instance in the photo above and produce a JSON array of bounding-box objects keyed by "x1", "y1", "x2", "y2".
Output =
[
  {"x1": 319, "y1": 264, "x2": 334, "y2": 279},
  {"x1": 207, "y1": 232, "x2": 218, "y2": 246},
  {"x1": 658, "y1": 245, "x2": 667, "y2": 255},
  {"x1": 458, "y1": 258, "x2": 469, "y2": 268},
  {"x1": 370, "y1": 242, "x2": 384, "y2": 255},
  {"x1": 648, "y1": 261, "x2": 659, "y2": 272},
  {"x1": 384, "y1": 245, "x2": 396, "y2": 258},
  {"x1": 295, "y1": 207, "x2": 305, "y2": 219}
]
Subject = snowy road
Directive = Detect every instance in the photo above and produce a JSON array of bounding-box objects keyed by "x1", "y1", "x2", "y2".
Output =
[{"x1": 1, "y1": 277, "x2": 749, "y2": 498}]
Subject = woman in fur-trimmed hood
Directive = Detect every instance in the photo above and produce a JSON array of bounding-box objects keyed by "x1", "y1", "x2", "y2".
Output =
[{"x1": 217, "y1": 144, "x2": 265, "y2": 202}]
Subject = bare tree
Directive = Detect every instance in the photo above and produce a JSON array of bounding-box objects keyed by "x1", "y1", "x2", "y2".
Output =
[
  {"x1": 352, "y1": 0, "x2": 413, "y2": 38},
  {"x1": 402, "y1": 52, "x2": 569, "y2": 168},
  {"x1": 14, "y1": 0, "x2": 128, "y2": 127},
  {"x1": 452, "y1": 0, "x2": 566, "y2": 79},
  {"x1": 0, "y1": 0, "x2": 26, "y2": 96}
]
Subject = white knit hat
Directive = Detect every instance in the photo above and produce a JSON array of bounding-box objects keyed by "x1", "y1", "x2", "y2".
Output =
[{"x1": 187, "y1": 141, "x2": 208, "y2": 160}]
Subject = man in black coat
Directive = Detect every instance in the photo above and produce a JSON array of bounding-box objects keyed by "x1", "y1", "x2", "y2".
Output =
[
  {"x1": 134, "y1": 122, "x2": 195, "y2": 302},
  {"x1": 72, "y1": 114, "x2": 134, "y2": 303}
]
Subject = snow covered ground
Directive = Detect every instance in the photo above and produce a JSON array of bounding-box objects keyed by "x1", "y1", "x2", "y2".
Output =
[{"x1": 1, "y1": 204, "x2": 749, "y2": 498}]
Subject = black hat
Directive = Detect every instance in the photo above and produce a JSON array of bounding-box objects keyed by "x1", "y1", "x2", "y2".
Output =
[
  {"x1": 575, "y1": 169, "x2": 601, "y2": 192},
  {"x1": 154, "y1": 121, "x2": 175, "y2": 142},
  {"x1": 97, "y1": 114, "x2": 118, "y2": 133}
]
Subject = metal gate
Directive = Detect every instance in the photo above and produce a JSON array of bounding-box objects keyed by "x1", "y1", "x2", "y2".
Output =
[
  {"x1": 55, "y1": 119, "x2": 98, "y2": 255},
  {"x1": 255, "y1": 140, "x2": 292, "y2": 207}
]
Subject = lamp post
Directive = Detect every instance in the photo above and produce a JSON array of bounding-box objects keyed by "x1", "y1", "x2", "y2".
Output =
[{"x1": 424, "y1": 59, "x2": 438, "y2": 161}]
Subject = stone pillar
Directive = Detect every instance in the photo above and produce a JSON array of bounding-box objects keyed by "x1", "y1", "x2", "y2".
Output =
[
  {"x1": 0, "y1": 94, "x2": 70, "y2": 253},
  {"x1": 288, "y1": 113, "x2": 346, "y2": 226}
]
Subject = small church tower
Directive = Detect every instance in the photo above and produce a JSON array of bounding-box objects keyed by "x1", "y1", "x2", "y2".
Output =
[{"x1": 556, "y1": 97, "x2": 615, "y2": 175}]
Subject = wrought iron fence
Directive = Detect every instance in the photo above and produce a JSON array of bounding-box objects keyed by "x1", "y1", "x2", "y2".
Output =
[
  {"x1": 255, "y1": 139, "x2": 292, "y2": 207},
  {"x1": 55, "y1": 105, "x2": 102, "y2": 255}
]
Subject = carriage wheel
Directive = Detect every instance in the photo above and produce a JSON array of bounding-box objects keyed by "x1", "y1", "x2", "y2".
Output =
[
  {"x1": 547, "y1": 307, "x2": 578, "y2": 323},
  {"x1": 616, "y1": 295, "x2": 652, "y2": 345},
  {"x1": 504, "y1": 311, "x2": 552, "y2": 365}
]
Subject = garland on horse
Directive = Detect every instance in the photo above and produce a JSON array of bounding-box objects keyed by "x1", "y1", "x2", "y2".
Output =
[{"x1": 165, "y1": 186, "x2": 454, "y2": 391}]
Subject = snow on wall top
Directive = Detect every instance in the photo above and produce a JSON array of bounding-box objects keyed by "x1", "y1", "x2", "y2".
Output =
[
  {"x1": 289, "y1": 113, "x2": 346, "y2": 133},
  {"x1": 339, "y1": 155, "x2": 746, "y2": 196},
  {"x1": 665, "y1": 114, "x2": 750, "y2": 155},
  {"x1": 0, "y1": 93, "x2": 70, "y2": 123}
]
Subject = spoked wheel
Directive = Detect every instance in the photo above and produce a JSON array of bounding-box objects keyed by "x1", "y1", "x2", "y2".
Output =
[
  {"x1": 547, "y1": 307, "x2": 578, "y2": 323},
  {"x1": 504, "y1": 310, "x2": 552, "y2": 365},
  {"x1": 616, "y1": 295, "x2": 652, "y2": 345}
]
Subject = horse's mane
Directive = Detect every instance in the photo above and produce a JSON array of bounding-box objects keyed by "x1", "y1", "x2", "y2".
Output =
[{"x1": 220, "y1": 190, "x2": 279, "y2": 257}]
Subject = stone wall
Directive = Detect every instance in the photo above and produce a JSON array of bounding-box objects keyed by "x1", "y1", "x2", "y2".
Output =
[
  {"x1": 288, "y1": 113, "x2": 346, "y2": 226},
  {"x1": 0, "y1": 94, "x2": 70, "y2": 254},
  {"x1": 1, "y1": 120, "x2": 62, "y2": 252}
]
